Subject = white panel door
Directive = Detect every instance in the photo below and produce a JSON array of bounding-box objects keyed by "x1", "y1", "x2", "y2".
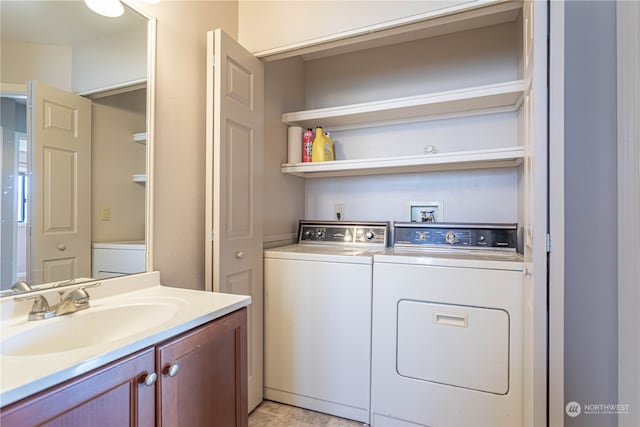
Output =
[
  {"x1": 205, "y1": 29, "x2": 264, "y2": 412},
  {"x1": 28, "y1": 81, "x2": 91, "y2": 285}
]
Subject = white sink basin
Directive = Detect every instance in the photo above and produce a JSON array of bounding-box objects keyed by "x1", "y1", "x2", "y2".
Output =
[{"x1": 1, "y1": 302, "x2": 179, "y2": 357}]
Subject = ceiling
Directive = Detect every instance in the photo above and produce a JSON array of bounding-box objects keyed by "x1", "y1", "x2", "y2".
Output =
[{"x1": 1, "y1": 0, "x2": 147, "y2": 46}]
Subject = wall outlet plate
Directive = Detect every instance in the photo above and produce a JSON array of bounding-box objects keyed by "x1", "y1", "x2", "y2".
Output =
[{"x1": 408, "y1": 201, "x2": 443, "y2": 223}]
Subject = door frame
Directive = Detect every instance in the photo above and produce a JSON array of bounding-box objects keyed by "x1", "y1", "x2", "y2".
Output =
[
  {"x1": 549, "y1": 3, "x2": 640, "y2": 425},
  {"x1": 617, "y1": 1, "x2": 640, "y2": 425},
  {"x1": 548, "y1": 1, "x2": 565, "y2": 425}
]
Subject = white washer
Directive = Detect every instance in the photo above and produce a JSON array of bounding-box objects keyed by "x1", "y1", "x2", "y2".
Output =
[
  {"x1": 371, "y1": 222, "x2": 524, "y2": 427},
  {"x1": 264, "y1": 220, "x2": 388, "y2": 423}
]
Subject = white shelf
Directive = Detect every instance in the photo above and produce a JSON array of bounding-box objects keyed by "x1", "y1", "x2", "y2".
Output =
[
  {"x1": 132, "y1": 132, "x2": 147, "y2": 144},
  {"x1": 281, "y1": 147, "x2": 525, "y2": 178},
  {"x1": 257, "y1": 1, "x2": 522, "y2": 62},
  {"x1": 282, "y1": 80, "x2": 525, "y2": 131},
  {"x1": 132, "y1": 174, "x2": 146, "y2": 183}
]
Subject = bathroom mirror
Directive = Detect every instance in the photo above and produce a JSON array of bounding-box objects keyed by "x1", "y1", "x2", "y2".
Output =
[{"x1": 0, "y1": 0, "x2": 154, "y2": 296}]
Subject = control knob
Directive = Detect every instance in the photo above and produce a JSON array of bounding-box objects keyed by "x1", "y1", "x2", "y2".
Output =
[
  {"x1": 445, "y1": 231, "x2": 458, "y2": 245},
  {"x1": 364, "y1": 231, "x2": 375, "y2": 240},
  {"x1": 316, "y1": 229, "x2": 325, "y2": 239}
]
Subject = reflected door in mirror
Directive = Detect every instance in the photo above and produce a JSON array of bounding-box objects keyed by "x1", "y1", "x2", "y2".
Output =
[{"x1": 29, "y1": 81, "x2": 92, "y2": 284}]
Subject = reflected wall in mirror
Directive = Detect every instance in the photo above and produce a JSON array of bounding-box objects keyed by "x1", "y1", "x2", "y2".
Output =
[{"x1": 0, "y1": 0, "x2": 151, "y2": 296}]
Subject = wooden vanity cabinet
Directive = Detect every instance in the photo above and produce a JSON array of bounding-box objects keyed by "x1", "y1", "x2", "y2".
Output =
[
  {"x1": 0, "y1": 347, "x2": 156, "y2": 427},
  {"x1": 157, "y1": 307, "x2": 248, "y2": 427},
  {"x1": 0, "y1": 308, "x2": 247, "y2": 427}
]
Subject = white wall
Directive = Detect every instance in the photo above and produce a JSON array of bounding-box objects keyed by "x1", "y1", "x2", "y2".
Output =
[
  {"x1": 1, "y1": 41, "x2": 72, "y2": 91},
  {"x1": 1, "y1": 28, "x2": 146, "y2": 95},
  {"x1": 131, "y1": 1, "x2": 239, "y2": 290},
  {"x1": 304, "y1": 21, "x2": 519, "y2": 109},
  {"x1": 563, "y1": 1, "x2": 618, "y2": 426},
  {"x1": 263, "y1": 57, "x2": 306, "y2": 245},
  {"x1": 91, "y1": 89, "x2": 146, "y2": 243},
  {"x1": 300, "y1": 22, "x2": 520, "y2": 224},
  {"x1": 306, "y1": 169, "x2": 518, "y2": 223},
  {"x1": 238, "y1": 0, "x2": 478, "y2": 54},
  {"x1": 72, "y1": 26, "x2": 147, "y2": 93}
]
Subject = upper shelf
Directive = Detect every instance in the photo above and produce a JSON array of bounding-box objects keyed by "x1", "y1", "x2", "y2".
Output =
[
  {"x1": 256, "y1": 1, "x2": 522, "y2": 62},
  {"x1": 132, "y1": 132, "x2": 147, "y2": 144},
  {"x1": 282, "y1": 80, "x2": 525, "y2": 131},
  {"x1": 281, "y1": 147, "x2": 525, "y2": 178}
]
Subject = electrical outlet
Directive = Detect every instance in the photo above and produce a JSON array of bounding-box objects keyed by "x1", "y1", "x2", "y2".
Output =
[
  {"x1": 334, "y1": 203, "x2": 345, "y2": 220},
  {"x1": 100, "y1": 207, "x2": 111, "y2": 221}
]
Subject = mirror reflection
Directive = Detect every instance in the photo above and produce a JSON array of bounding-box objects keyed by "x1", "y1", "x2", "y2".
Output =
[{"x1": 0, "y1": 0, "x2": 149, "y2": 296}]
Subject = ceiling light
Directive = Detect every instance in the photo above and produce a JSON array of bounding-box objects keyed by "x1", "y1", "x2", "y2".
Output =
[{"x1": 84, "y1": 0, "x2": 124, "y2": 18}]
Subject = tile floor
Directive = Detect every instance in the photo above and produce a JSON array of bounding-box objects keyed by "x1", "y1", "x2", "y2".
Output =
[{"x1": 249, "y1": 400, "x2": 368, "y2": 427}]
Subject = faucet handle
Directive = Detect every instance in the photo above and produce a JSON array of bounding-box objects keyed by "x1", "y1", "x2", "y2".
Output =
[
  {"x1": 79, "y1": 282, "x2": 102, "y2": 290},
  {"x1": 67, "y1": 282, "x2": 101, "y2": 305},
  {"x1": 69, "y1": 288, "x2": 90, "y2": 304},
  {"x1": 11, "y1": 280, "x2": 32, "y2": 293},
  {"x1": 15, "y1": 294, "x2": 51, "y2": 313}
]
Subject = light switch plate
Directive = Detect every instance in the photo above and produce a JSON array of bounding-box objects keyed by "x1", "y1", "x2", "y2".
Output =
[{"x1": 100, "y1": 207, "x2": 111, "y2": 221}]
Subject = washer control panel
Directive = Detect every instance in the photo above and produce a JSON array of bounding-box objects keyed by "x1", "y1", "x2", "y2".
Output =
[
  {"x1": 298, "y1": 221, "x2": 389, "y2": 246},
  {"x1": 393, "y1": 222, "x2": 517, "y2": 250}
]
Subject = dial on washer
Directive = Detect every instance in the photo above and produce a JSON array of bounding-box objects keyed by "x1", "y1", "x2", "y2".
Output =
[{"x1": 445, "y1": 231, "x2": 458, "y2": 244}]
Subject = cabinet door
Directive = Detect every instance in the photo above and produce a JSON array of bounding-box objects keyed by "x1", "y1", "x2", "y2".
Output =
[
  {"x1": 0, "y1": 348, "x2": 156, "y2": 427},
  {"x1": 156, "y1": 308, "x2": 248, "y2": 427}
]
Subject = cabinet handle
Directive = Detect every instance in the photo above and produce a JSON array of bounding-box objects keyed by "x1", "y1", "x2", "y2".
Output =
[
  {"x1": 140, "y1": 372, "x2": 157, "y2": 387},
  {"x1": 235, "y1": 251, "x2": 244, "y2": 259},
  {"x1": 163, "y1": 363, "x2": 179, "y2": 377},
  {"x1": 57, "y1": 243, "x2": 66, "y2": 251}
]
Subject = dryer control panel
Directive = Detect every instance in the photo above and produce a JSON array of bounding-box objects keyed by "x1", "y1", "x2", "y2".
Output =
[{"x1": 393, "y1": 222, "x2": 517, "y2": 250}]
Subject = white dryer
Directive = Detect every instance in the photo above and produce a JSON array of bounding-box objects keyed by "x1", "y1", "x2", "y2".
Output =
[
  {"x1": 371, "y1": 222, "x2": 524, "y2": 427},
  {"x1": 264, "y1": 220, "x2": 388, "y2": 423}
]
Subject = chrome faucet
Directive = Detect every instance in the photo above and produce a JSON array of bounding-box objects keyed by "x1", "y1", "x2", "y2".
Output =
[
  {"x1": 15, "y1": 282, "x2": 101, "y2": 321},
  {"x1": 11, "y1": 280, "x2": 32, "y2": 293}
]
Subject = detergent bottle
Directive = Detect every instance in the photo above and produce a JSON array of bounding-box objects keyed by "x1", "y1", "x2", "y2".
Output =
[
  {"x1": 324, "y1": 131, "x2": 335, "y2": 161},
  {"x1": 311, "y1": 126, "x2": 327, "y2": 162}
]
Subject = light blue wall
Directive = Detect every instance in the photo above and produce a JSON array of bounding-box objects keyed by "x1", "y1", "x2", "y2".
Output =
[{"x1": 564, "y1": 1, "x2": 618, "y2": 425}]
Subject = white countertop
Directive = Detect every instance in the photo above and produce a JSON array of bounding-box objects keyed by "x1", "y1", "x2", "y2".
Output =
[{"x1": 0, "y1": 272, "x2": 251, "y2": 407}]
